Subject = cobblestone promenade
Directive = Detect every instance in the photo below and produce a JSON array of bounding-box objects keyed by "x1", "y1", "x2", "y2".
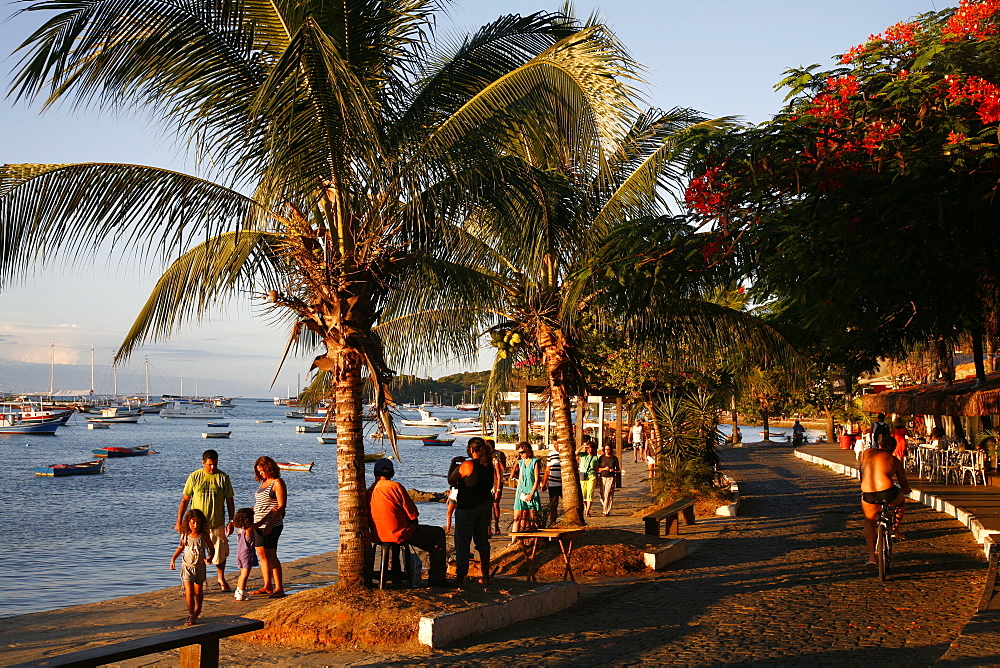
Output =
[{"x1": 407, "y1": 442, "x2": 987, "y2": 666}]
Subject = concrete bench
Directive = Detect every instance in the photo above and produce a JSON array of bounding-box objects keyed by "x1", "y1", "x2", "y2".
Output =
[
  {"x1": 643, "y1": 498, "x2": 696, "y2": 537},
  {"x1": 9, "y1": 616, "x2": 264, "y2": 668}
]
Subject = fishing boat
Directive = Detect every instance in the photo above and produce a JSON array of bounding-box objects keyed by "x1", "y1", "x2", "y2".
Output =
[
  {"x1": 257, "y1": 420, "x2": 273, "y2": 424},
  {"x1": 302, "y1": 414, "x2": 330, "y2": 422},
  {"x1": 295, "y1": 425, "x2": 324, "y2": 433},
  {"x1": 285, "y1": 411, "x2": 305, "y2": 419},
  {"x1": 0, "y1": 414, "x2": 62, "y2": 434},
  {"x1": 87, "y1": 422, "x2": 110, "y2": 430},
  {"x1": 19, "y1": 409, "x2": 74, "y2": 425},
  {"x1": 759, "y1": 431, "x2": 786, "y2": 437},
  {"x1": 202, "y1": 431, "x2": 231, "y2": 439},
  {"x1": 396, "y1": 432, "x2": 439, "y2": 440},
  {"x1": 400, "y1": 409, "x2": 449, "y2": 427},
  {"x1": 87, "y1": 415, "x2": 140, "y2": 424},
  {"x1": 422, "y1": 437, "x2": 456, "y2": 446},
  {"x1": 364, "y1": 451, "x2": 386, "y2": 462},
  {"x1": 316, "y1": 435, "x2": 337, "y2": 444},
  {"x1": 92, "y1": 444, "x2": 152, "y2": 458},
  {"x1": 34, "y1": 460, "x2": 105, "y2": 476},
  {"x1": 206, "y1": 422, "x2": 230, "y2": 427},
  {"x1": 276, "y1": 461, "x2": 314, "y2": 472},
  {"x1": 160, "y1": 402, "x2": 226, "y2": 419},
  {"x1": 455, "y1": 403, "x2": 481, "y2": 412}
]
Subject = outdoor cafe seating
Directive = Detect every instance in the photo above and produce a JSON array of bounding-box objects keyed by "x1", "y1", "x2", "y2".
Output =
[{"x1": 909, "y1": 442, "x2": 989, "y2": 486}]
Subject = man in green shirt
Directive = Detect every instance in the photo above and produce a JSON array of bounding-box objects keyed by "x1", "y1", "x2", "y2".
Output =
[{"x1": 176, "y1": 449, "x2": 236, "y2": 591}]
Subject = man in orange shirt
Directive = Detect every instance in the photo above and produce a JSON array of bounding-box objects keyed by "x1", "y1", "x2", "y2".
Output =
[{"x1": 367, "y1": 458, "x2": 448, "y2": 586}]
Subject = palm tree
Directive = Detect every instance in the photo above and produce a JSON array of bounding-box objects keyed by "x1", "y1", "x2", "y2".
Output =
[
  {"x1": 380, "y1": 105, "x2": 729, "y2": 526},
  {"x1": 1, "y1": 1, "x2": 638, "y2": 584}
]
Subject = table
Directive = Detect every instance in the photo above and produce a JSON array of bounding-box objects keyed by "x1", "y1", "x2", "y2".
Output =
[{"x1": 509, "y1": 528, "x2": 584, "y2": 582}]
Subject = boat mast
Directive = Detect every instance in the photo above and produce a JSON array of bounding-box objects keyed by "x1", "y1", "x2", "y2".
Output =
[
  {"x1": 90, "y1": 344, "x2": 95, "y2": 396},
  {"x1": 112, "y1": 354, "x2": 118, "y2": 397},
  {"x1": 144, "y1": 357, "x2": 150, "y2": 403},
  {"x1": 48, "y1": 340, "x2": 54, "y2": 397}
]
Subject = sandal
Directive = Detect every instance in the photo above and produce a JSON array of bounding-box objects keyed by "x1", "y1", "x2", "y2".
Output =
[
  {"x1": 250, "y1": 587, "x2": 272, "y2": 596},
  {"x1": 268, "y1": 591, "x2": 286, "y2": 599},
  {"x1": 184, "y1": 615, "x2": 195, "y2": 626}
]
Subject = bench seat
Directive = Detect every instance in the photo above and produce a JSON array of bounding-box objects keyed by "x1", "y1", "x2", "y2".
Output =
[{"x1": 643, "y1": 498, "x2": 696, "y2": 537}]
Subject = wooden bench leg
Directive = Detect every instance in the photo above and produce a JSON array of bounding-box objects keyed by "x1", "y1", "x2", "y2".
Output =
[
  {"x1": 644, "y1": 519, "x2": 660, "y2": 537},
  {"x1": 682, "y1": 505, "x2": 696, "y2": 526},
  {"x1": 180, "y1": 639, "x2": 219, "y2": 668},
  {"x1": 665, "y1": 514, "x2": 680, "y2": 536}
]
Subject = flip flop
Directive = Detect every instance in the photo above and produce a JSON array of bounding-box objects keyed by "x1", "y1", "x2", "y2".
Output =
[
  {"x1": 268, "y1": 591, "x2": 286, "y2": 599},
  {"x1": 184, "y1": 615, "x2": 195, "y2": 626},
  {"x1": 218, "y1": 585, "x2": 233, "y2": 592},
  {"x1": 250, "y1": 588, "x2": 272, "y2": 596}
]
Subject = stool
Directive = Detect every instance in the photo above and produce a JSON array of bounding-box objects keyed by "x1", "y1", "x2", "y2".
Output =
[{"x1": 374, "y1": 541, "x2": 414, "y2": 589}]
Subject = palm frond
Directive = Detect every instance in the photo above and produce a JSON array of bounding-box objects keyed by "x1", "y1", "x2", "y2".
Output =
[{"x1": 117, "y1": 230, "x2": 284, "y2": 361}]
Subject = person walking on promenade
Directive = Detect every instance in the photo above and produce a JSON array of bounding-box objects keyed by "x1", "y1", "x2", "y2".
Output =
[
  {"x1": 232, "y1": 507, "x2": 258, "y2": 601},
  {"x1": 542, "y1": 445, "x2": 562, "y2": 526},
  {"x1": 368, "y1": 458, "x2": 448, "y2": 587},
  {"x1": 510, "y1": 441, "x2": 542, "y2": 534},
  {"x1": 631, "y1": 419, "x2": 645, "y2": 463},
  {"x1": 871, "y1": 413, "x2": 890, "y2": 449},
  {"x1": 578, "y1": 441, "x2": 599, "y2": 517},
  {"x1": 251, "y1": 456, "x2": 287, "y2": 598},
  {"x1": 597, "y1": 443, "x2": 621, "y2": 516},
  {"x1": 175, "y1": 449, "x2": 235, "y2": 592},
  {"x1": 448, "y1": 437, "x2": 495, "y2": 586},
  {"x1": 169, "y1": 508, "x2": 214, "y2": 626},
  {"x1": 490, "y1": 442, "x2": 507, "y2": 535},
  {"x1": 859, "y1": 433, "x2": 912, "y2": 564},
  {"x1": 891, "y1": 417, "x2": 909, "y2": 461}
]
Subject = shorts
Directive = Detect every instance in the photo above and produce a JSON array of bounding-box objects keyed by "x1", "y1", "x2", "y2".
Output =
[
  {"x1": 646, "y1": 456, "x2": 656, "y2": 466},
  {"x1": 180, "y1": 562, "x2": 207, "y2": 584},
  {"x1": 862, "y1": 487, "x2": 900, "y2": 504},
  {"x1": 448, "y1": 488, "x2": 458, "y2": 504},
  {"x1": 580, "y1": 478, "x2": 595, "y2": 500},
  {"x1": 254, "y1": 524, "x2": 284, "y2": 550},
  {"x1": 207, "y1": 526, "x2": 230, "y2": 565}
]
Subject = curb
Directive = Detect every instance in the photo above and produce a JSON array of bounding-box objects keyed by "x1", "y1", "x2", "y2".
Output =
[
  {"x1": 716, "y1": 474, "x2": 741, "y2": 517},
  {"x1": 794, "y1": 449, "x2": 1000, "y2": 559},
  {"x1": 417, "y1": 582, "x2": 579, "y2": 648}
]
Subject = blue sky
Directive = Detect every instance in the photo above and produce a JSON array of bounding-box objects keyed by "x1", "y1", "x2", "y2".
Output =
[{"x1": 0, "y1": 0, "x2": 939, "y2": 396}]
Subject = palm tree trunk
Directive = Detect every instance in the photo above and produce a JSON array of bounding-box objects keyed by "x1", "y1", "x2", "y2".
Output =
[
  {"x1": 643, "y1": 399, "x2": 663, "y2": 451},
  {"x1": 333, "y1": 345, "x2": 371, "y2": 587},
  {"x1": 537, "y1": 326, "x2": 584, "y2": 526}
]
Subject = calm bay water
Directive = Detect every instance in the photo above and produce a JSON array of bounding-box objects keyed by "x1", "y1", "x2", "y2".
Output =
[{"x1": 0, "y1": 400, "x2": 462, "y2": 618}]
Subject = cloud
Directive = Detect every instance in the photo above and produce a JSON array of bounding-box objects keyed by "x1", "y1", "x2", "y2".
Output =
[{"x1": 56, "y1": 323, "x2": 82, "y2": 329}]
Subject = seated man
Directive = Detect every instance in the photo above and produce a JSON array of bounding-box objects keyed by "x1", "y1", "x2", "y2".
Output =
[
  {"x1": 859, "y1": 433, "x2": 912, "y2": 566},
  {"x1": 367, "y1": 458, "x2": 448, "y2": 586}
]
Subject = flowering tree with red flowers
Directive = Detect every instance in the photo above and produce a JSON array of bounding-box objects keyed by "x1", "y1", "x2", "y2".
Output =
[{"x1": 690, "y1": 2, "x2": 1000, "y2": 383}]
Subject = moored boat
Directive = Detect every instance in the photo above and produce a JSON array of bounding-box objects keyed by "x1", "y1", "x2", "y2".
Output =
[
  {"x1": 257, "y1": 420, "x2": 273, "y2": 423},
  {"x1": 206, "y1": 422, "x2": 230, "y2": 427},
  {"x1": 446, "y1": 424, "x2": 493, "y2": 436},
  {"x1": 400, "y1": 409, "x2": 449, "y2": 427},
  {"x1": 276, "y1": 461, "x2": 314, "y2": 472},
  {"x1": 422, "y1": 437, "x2": 455, "y2": 446},
  {"x1": 396, "y1": 432, "x2": 439, "y2": 440},
  {"x1": 87, "y1": 422, "x2": 110, "y2": 430},
  {"x1": 0, "y1": 414, "x2": 62, "y2": 434},
  {"x1": 316, "y1": 435, "x2": 336, "y2": 444},
  {"x1": 87, "y1": 415, "x2": 140, "y2": 424},
  {"x1": 364, "y1": 451, "x2": 386, "y2": 462},
  {"x1": 34, "y1": 460, "x2": 105, "y2": 476},
  {"x1": 92, "y1": 444, "x2": 152, "y2": 458},
  {"x1": 202, "y1": 431, "x2": 231, "y2": 439},
  {"x1": 161, "y1": 402, "x2": 226, "y2": 419},
  {"x1": 295, "y1": 425, "x2": 324, "y2": 433}
]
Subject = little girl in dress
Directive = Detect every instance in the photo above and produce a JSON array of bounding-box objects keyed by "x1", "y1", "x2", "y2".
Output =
[{"x1": 232, "y1": 507, "x2": 258, "y2": 601}]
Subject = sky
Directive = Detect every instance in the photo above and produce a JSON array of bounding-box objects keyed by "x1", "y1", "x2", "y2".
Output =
[{"x1": 0, "y1": 0, "x2": 940, "y2": 397}]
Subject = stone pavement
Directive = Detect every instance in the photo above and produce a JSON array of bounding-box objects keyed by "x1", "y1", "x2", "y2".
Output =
[{"x1": 389, "y1": 441, "x2": 986, "y2": 666}]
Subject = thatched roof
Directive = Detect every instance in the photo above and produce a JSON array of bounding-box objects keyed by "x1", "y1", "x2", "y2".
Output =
[{"x1": 860, "y1": 372, "x2": 1000, "y2": 416}]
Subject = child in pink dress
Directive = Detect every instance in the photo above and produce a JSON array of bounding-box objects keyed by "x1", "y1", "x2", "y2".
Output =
[{"x1": 232, "y1": 507, "x2": 258, "y2": 601}]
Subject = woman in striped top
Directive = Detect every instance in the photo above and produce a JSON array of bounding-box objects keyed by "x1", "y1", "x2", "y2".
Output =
[{"x1": 251, "y1": 456, "x2": 287, "y2": 598}]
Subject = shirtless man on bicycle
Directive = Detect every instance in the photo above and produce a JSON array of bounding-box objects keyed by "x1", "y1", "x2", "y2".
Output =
[{"x1": 859, "y1": 433, "x2": 912, "y2": 566}]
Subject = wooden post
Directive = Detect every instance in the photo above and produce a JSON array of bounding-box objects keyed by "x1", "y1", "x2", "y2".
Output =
[
  {"x1": 180, "y1": 640, "x2": 220, "y2": 668},
  {"x1": 575, "y1": 396, "x2": 585, "y2": 449},
  {"x1": 519, "y1": 385, "x2": 529, "y2": 444},
  {"x1": 615, "y1": 396, "x2": 624, "y2": 462}
]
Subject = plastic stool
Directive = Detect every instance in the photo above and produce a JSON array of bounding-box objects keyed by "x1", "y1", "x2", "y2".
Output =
[{"x1": 375, "y1": 542, "x2": 414, "y2": 589}]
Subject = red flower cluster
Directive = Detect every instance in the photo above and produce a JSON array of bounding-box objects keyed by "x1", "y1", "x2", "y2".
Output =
[
  {"x1": 807, "y1": 76, "x2": 859, "y2": 124},
  {"x1": 684, "y1": 165, "x2": 730, "y2": 216},
  {"x1": 947, "y1": 75, "x2": 1000, "y2": 123},
  {"x1": 947, "y1": 130, "x2": 968, "y2": 143},
  {"x1": 840, "y1": 22, "x2": 921, "y2": 63},
  {"x1": 944, "y1": 0, "x2": 1000, "y2": 40},
  {"x1": 861, "y1": 120, "x2": 902, "y2": 153}
]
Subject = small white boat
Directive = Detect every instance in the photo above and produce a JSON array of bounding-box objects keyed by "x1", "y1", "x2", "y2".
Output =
[
  {"x1": 87, "y1": 415, "x2": 140, "y2": 424},
  {"x1": 206, "y1": 422, "x2": 230, "y2": 427},
  {"x1": 400, "y1": 408, "x2": 449, "y2": 427},
  {"x1": 447, "y1": 423, "x2": 494, "y2": 436},
  {"x1": 296, "y1": 425, "x2": 324, "y2": 433},
  {"x1": 277, "y1": 461, "x2": 314, "y2": 472},
  {"x1": 202, "y1": 431, "x2": 231, "y2": 439},
  {"x1": 87, "y1": 423, "x2": 110, "y2": 430},
  {"x1": 317, "y1": 435, "x2": 337, "y2": 444},
  {"x1": 256, "y1": 420, "x2": 273, "y2": 424}
]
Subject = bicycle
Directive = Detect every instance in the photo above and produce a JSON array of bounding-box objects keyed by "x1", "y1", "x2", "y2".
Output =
[{"x1": 874, "y1": 501, "x2": 895, "y2": 581}]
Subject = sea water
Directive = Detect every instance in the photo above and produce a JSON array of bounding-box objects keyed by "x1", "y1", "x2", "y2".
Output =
[{"x1": 0, "y1": 401, "x2": 464, "y2": 618}]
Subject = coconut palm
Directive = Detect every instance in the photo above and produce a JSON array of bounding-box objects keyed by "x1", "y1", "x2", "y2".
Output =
[{"x1": 1, "y1": 0, "x2": 639, "y2": 583}]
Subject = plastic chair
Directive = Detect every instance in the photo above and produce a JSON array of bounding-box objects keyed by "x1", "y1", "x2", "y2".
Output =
[
  {"x1": 961, "y1": 450, "x2": 988, "y2": 486},
  {"x1": 374, "y1": 541, "x2": 414, "y2": 589}
]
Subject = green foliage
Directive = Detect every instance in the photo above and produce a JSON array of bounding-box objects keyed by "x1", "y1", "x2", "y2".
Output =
[{"x1": 652, "y1": 390, "x2": 724, "y2": 497}]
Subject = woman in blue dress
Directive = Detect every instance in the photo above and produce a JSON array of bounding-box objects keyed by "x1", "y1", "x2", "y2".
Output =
[{"x1": 511, "y1": 441, "x2": 542, "y2": 534}]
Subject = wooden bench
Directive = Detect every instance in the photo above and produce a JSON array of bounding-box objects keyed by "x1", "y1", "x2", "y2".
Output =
[
  {"x1": 643, "y1": 498, "x2": 696, "y2": 537},
  {"x1": 8, "y1": 616, "x2": 264, "y2": 668},
  {"x1": 979, "y1": 550, "x2": 1000, "y2": 612}
]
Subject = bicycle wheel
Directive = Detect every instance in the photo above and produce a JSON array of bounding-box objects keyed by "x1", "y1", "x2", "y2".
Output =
[{"x1": 875, "y1": 512, "x2": 892, "y2": 581}]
